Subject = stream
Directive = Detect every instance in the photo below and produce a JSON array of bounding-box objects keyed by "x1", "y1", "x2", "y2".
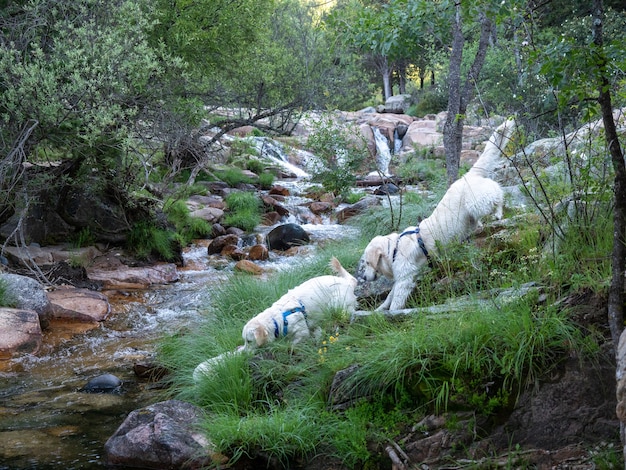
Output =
[{"x1": 0, "y1": 213, "x2": 360, "y2": 470}]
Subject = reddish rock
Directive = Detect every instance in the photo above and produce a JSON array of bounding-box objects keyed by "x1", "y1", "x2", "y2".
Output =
[
  {"x1": 234, "y1": 260, "x2": 264, "y2": 275},
  {"x1": 309, "y1": 201, "x2": 333, "y2": 214},
  {"x1": 87, "y1": 264, "x2": 179, "y2": 289},
  {"x1": 221, "y1": 245, "x2": 246, "y2": 261},
  {"x1": 248, "y1": 244, "x2": 269, "y2": 261},
  {"x1": 47, "y1": 287, "x2": 110, "y2": 322},
  {"x1": 0, "y1": 308, "x2": 42, "y2": 359},
  {"x1": 261, "y1": 211, "x2": 282, "y2": 226},
  {"x1": 269, "y1": 185, "x2": 290, "y2": 197},
  {"x1": 207, "y1": 234, "x2": 239, "y2": 255},
  {"x1": 261, "y1": 195, "x2": 290, "y2": 216}
]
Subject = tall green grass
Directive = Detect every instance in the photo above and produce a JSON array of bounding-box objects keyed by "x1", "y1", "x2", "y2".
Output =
[{"x1": 156, "y1": 218, "x2": 603, "y2": 466}]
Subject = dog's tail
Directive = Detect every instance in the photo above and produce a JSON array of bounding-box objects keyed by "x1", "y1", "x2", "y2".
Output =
[
  {"x1": 469, "y1": 118, "x2": 516, "y2": 176},
  {"x1": 330, "y1": 256, "x2": 357, "y2": 286}
]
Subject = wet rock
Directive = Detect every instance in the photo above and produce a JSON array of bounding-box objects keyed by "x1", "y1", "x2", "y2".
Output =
[
  {"x1": 269, "y1": 185, "x2": 290, "y2": 197},
  {"x1": 87, "y1": 263, "x2": 179, "y2": 289},
  {"x1": 262, "y1": 211, "x2": 282, "y2": 226},
  {"x1": 336, "y1": 196, "x2": 381, "y2": 222},
  {"x1": 234, "y1": 260, "x2": 264, "y2": 275},
  {"x1": 207, "y1": 234, "x2": 239, "y2": 255},
  {"x1": 221, "y1": 245, "x2": 246, "y2": 261},
  {"x1": 0, "y1": 273, "x2": 52, "y2": 329},
  {"x1": 80, "y1": 373, "x2": 122, "y2": 394},
  {"x1": 0, "y1": 308, "x2": 42, "y2": 358},
  {"x1": 266, "y1": 223, "x2": 310, "y2": 251},
  {"x1": 309, "y1": 201, "x2": 333, "y2": 214},
  {"x1": 248, "y1": 244, "x2": 269, "y2": 261},
  {"x1": 104, "y1": 400, "x2": 215, "y2": 469},
  {"x1": 47, "y1": 287, "x2": 110, "y2": 322},
  {"x1": 261, "y1": 194, "x2": 290, "y2": 216},
  {"x1": 211, "y1": 223, "x2": 227, "y2": 237},
  {"x1": 226, "y1": 226, "x2": 245, "y2": 237},
  {"x1": 373, "y1": 183, "x2": 400, "y2": 195}
]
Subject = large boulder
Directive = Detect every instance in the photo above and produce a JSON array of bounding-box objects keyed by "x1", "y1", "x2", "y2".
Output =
[
  {"x1": 0, "y1": 273, "x2": 52, "y2": 328},
  {"x1": 87, "y1": 263, "x2": 179, "y2": 289},
  {"x1": 266, "y1": 223, "x2": 310, "y2": 251},
  {"x1": 0, "y1": 307, "x2": 42, "y2": 358},
  {"x1": 104, "y1": 400, "x2": 217, "y2": 469},
  {"x1": 47, "y1": 287, "x2": 110, "y2": 322}
]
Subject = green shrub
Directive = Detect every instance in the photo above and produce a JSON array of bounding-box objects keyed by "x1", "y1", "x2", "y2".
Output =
[
  {"x1": 217, "y1": 167, "x2": 254, "y2": 187},
  {"x1": 223, "y1": 192, "x2": 262, "y2": 231},
  {"x1": 408, "y1": 87, "x2": 448, "y2": 116},
  {"x1": 257, "y1": 172, "x2": 275, "y2": 189},
  {"x1": 306, "y1": 116, "x2": 368, "y2": 196},
  {"x1": 0, "y1": 279, "x2": 16, "y2": 308},
  {"x1": 164, "y1": 199, "x2": 211, "y2": 243},
  {"x1": 127, "y1": 220, "x2": 179, "y2": 261}
]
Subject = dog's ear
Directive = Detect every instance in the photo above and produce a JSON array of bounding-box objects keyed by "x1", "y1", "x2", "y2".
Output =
[{"x1": 254, "y1": 325, "x2": 269, "y2": 346}]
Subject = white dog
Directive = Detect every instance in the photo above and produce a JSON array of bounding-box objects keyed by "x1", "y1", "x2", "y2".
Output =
[
  {"x1": 193, "y1": 257, "x2": 356, "y2": 382},
  {"x1": 241, "y1": 256, "x2": 357, "y2": 350},
  {"x1": 359, "y1": 120, "x2": 516, "y2": 311}
]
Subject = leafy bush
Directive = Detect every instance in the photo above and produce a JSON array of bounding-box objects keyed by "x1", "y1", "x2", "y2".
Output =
[
  {"x1": 306, "y1": 116, "x2": 368, "y2": 196},
  {"x1": 408, "y1": 87, "x2": 449, "y2": 116}
]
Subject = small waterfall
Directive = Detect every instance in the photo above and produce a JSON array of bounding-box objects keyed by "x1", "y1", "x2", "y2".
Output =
[
  {"x1": 394, "y1": 128, "x2": 403, "y2": 154},
  {"x1": 372, "y1": 127, "x2": 392, "y2": 176},
  {"x1": 247, "y1": 136, "x2": 310, "y2": 178}
]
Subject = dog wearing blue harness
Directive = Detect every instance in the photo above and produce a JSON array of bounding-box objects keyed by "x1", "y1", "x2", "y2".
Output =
[
  {"x1": 358, "y1": 119, "x2": 516, "y2": 311},
  {"x1": 241, "y1": 257, "x2": 357, "y2": 350}
]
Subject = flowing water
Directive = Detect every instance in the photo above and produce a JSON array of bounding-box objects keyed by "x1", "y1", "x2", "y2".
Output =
[
  {"x1": 0, "y1": 136, "x2": 375, "y2": 469},
  {"x1": 0, "y1": 215, "x2": 360, "y2": 470}
]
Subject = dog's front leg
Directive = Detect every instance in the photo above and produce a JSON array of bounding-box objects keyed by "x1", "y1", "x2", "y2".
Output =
[
  {"x1": 388, "y1": 278, "x2": 415, "y2": 310},
  {"x1": 376, "y1": 285, "x2": 395, "y2": 311}
]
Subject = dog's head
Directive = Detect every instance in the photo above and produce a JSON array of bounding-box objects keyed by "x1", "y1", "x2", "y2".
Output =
[
  {"x1": 359, "y1": 235, "x2": 395, "y2": 281},
  {"x1": 242, "y1": 318, "x2": 272, "y2": 351}
]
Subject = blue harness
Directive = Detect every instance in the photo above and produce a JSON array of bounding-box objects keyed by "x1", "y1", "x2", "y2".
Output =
[
  {"x1": 393, "y1": 227, "x2": 433, "y2": 268},
  {"x1": 272, "y1": 302, "x2": 307, "y2": 338}
]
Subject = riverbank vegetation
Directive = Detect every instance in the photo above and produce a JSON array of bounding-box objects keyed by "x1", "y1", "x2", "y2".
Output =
[
  {"x1": 1, "y1": 0, "x2": 625, "y2": 466},
  {"x1": 157, "y1": 181, "x2": 611, "y2": 466}
]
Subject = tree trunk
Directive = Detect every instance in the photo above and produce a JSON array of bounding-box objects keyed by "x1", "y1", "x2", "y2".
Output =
[
  {"x1": 376, "y1": 55, "x2": 393, "y2": 101},
  {"x1": 443, "y1": 1, "x2": 464, "y2": 186},
  {"x1": 443, "y1": 6, "x2": 493, "y2": 186},
  {"x1": 592, "y1": 0, "x2": 626, "y2": 462},
  {"x1": 593, "y1": 0, "x2": 625, "y2": 352}
]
